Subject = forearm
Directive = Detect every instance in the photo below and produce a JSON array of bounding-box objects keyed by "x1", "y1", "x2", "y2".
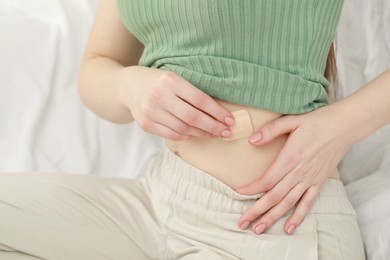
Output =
[
  {"x1": 78, "y1": 56, "x2": 135, "y2": 124},
  {"x1": 77, "y1": 0, "x2": 148, "y2": 124},
  {"x1": 331, "y1": 68, "x2": 390, "y2": 144}
]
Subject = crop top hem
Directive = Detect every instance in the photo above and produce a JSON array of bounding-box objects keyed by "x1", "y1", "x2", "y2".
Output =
[{"x1": 148, "y1": 55, "x2": 329, "y2": 114}]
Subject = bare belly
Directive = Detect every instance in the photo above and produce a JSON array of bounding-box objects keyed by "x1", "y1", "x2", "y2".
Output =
[{"x1": 166, "y1": 99, "x2": 339, "y2": 189}]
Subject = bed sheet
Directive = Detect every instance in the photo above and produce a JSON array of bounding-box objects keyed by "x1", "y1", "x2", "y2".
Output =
[
  {"x1": 0, "y1": 0, "x2": 164, "y2": 177},
  {"x1": 0, "y1": 0, "x2": 389, "y2": 259},
  {"x1": 337, "y1": 1, "x2": 390, "y2": 259}
]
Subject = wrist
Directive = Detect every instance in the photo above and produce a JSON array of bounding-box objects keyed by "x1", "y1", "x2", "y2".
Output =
[
  {"x1": 315, "y1": 104, "x2": 362, "y2": 151},
  {"x1": 329, "y1": 69, "x2": 390, "y2": 144},
  {"x1": 115, "y1": 66, "x2": 138, "y2": 114},
  {"x1": 323, "y1": 98, "x2": 377, "y2": 148}
]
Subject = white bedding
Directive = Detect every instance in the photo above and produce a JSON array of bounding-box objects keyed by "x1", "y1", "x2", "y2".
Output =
[
  {"x1": 0, "y1": 1, "x2": 389, "y2": 259},
  {"x1": 337, "y1": 1, "x2": 390, "y2": 259},
  {"x1": 0, "y1": 0, "x2": 164, "y2": 177}
]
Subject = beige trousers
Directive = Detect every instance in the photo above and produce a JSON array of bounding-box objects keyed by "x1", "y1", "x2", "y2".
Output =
[{"x1": 0, "y1": 149, "x2": 365, "y2": 260}]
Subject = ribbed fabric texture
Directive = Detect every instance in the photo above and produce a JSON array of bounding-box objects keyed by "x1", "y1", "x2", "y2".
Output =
[{"x1": 117, "y1": 0, "x2": 344, "y2": 114}]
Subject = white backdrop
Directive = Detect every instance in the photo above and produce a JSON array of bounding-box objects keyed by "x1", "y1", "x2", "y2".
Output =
[
  {"x1": 0, "y1": 1, "x2": 389, "y2": 259},
  {"x1": 0, "y1": 0, "x2": 164, "y2": 178},
  {"x1": 337, "y1": 1, "x2": 390, "y2": 259}
]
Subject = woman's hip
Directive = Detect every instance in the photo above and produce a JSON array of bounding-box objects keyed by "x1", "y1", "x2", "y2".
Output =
[{"x1": 148, "y1": 148, "x2": 365, "y2": 259}]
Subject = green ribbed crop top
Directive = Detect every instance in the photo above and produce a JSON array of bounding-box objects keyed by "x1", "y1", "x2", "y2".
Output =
[{"x1": 116, "y1": 0, "x2": 344, "y2": 114}]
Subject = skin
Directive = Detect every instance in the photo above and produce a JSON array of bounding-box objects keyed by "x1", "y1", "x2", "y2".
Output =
[
  {"x1": 237, "y1": 68, "x2": 390, "y2": 235},
  {"x1": 78, "y1": 0, "x2": 234, "y2": 140},
  {"x1": 80, "y1": 0, "x2": 390, "y2": 236}
]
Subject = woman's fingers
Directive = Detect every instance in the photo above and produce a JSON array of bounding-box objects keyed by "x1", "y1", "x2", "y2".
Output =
[
  {"x1": 146, "y1": 72, "x2": 234, "y2": 138},
  {"x1": 284, "y1": 184, "x2": 322, "y2": 235},
  {"x1": 237, "y1": 169, "x2": 303, "y2": 229},
  {"x1": 234, "y1": 107, "x2": 351, "y2": 235},
  {"x1": 252, "y1": 183, "x2": 307, "y2": 234},
  {"x1": 161, "y1": 94, "x2": 232, "y2": 137},
  {"x1": 236, "y1": 116, "x2": 302, "y2": 195},
  {"x1": 235, "y1": 145, "x2": 297, "y2": 195},
  {"x1": 249, "y1": 115, "x2": 298, "y2": 145},
  {"x1": 247, "y1": 183, "x2": 308, "y2": 235},
  {"x1": 172, "y1": 75, "x2": 235, "y2": 126},
  {"x1": 236, "y1": 158, "x2": 323, "y2": 235},
  {"x1": 149, "y1": 108, "x2": 213, "y2": 138},
  {"x1": 137, "y1": 118, "x2": 191, "y2": 141}
]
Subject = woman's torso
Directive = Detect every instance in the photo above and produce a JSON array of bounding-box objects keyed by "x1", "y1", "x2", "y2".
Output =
[
  {"x1": 116, "y1": 0, "x2": 343, "y2": 188},
  {"x1": 166, "y1": 100, "x2": 339, "y2": 190}
]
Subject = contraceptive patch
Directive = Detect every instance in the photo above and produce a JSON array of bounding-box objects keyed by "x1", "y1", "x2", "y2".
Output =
[{"x1": 223, "y1": 110, "x2": 253, "y2": 142}]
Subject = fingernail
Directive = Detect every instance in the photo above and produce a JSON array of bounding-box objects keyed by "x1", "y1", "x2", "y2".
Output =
[
  {"x1": 249, "y1": 133, "x2": 262, "y2": 143},
  {"x1": 221, "y1": 130, "x2": 231, "y2": 138},
  {"x1": 287, "y1": 225, "x2": 296, "y2": 235},
  {"x1": 239, "y1": 221, "x2": 250, "y2": 230},
  {"x1": 254, "y1": 223, "x2": 266, "y2": 235},
  {"x1": 224, "y1": 116, "x2": 235, "y2": 126}
]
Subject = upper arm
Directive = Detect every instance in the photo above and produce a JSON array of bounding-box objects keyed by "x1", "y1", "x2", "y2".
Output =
[{"x1": 82, "y1": 0, "x2": 144, "y2": 67}]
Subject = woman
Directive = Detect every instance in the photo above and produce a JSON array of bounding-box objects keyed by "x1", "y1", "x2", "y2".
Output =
[{"x1": 2, "y1": 0, "x2": 389, "y2": 259}]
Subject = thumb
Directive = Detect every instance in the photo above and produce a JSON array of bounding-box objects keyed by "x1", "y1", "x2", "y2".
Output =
[
  {"x1": 249, "y1": 115, "x2": 299, "y2": 145},
  {"x1": 235, "y1": 177, "x2": 267, "y2": 195}
]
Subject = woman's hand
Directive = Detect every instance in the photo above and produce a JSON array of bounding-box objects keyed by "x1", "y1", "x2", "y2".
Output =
[
  {"x1": 119, "y1": 66, "x2": 235, "y2": 140},
  {"x1": 235, "y1": 105, "x2": 356, "y2": 235}
]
